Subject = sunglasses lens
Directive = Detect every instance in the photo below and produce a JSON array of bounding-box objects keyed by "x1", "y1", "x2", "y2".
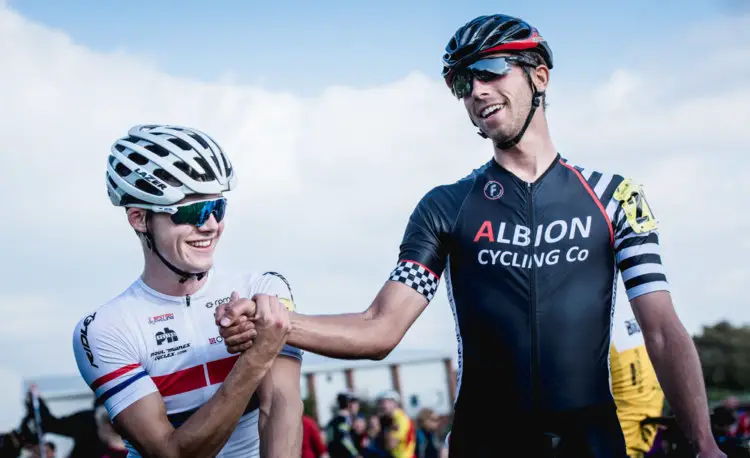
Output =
[
  {"x1": 451, "y1": 72, "x2": 473, "y2": 99},
  {"x1": 171, "y1": 198, "x2": 226, "y2": 226},
  {"x1": 451, "y1": 57, "x2": 514, "y2": 99}
]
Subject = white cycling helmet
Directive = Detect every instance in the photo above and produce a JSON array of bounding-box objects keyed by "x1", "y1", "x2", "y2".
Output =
[{"x1": 106, "y1": 124, "x2": 237, "y2": 209}]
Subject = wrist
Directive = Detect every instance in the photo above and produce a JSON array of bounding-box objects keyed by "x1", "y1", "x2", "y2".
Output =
[{"x1": 238, "y1": 350, "x2": 275, "y2": 374}]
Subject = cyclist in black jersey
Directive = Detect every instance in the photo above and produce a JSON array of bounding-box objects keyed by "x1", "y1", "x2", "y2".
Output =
[{"x1": 217, "y1": 13, "x2": 723, "y2": 458}]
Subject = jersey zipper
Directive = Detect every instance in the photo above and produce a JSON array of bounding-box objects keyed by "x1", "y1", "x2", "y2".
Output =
[
  {"x1": 527, "y1": 181, "x2": 541, "y2": 411},
  {"x1": 182, "y1": 294, "x2": 212, "y2": 397}
]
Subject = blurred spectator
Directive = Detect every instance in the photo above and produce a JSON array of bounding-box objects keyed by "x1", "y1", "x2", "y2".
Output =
[
  {"x1": 24, "y1": 441, "x2": 55, "y2": 458},
  {"x1": 714, "y1": 396, "x2": 750, "y2": 439},
  {"x1": 415, "y1": 408, "x2": 442, "y2": 458},
  {"x1": 351, "y1": 416, "x2": 369, "y2": 452},
  {"x1": 24, "y1": 390, "x2": 127, "y2": 458},
  {"x1": 376, "y1": 390, "x2": 415, "y2": 458},
  {"x1": 0, "y1": 411, "x2": 42, "y2": 458},
  {"x1": 303, "y1": 414, "x2": 329, "y2": 458},
  {"x1": 326, "y1": 392, "x2": 362, "y2": 458},
  {"x1": 367, "y1": 415, "x2": 381, "y2": 440}
]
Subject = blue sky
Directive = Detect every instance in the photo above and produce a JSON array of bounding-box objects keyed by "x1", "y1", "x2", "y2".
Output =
[{"x1": 6, "y1": 0, "x2": 737, "y2": 95}]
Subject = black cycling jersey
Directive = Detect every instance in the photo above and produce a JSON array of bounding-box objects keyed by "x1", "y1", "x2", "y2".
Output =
[{"x1": 388, "y1": 154, "x2": 668, "y2": 456}]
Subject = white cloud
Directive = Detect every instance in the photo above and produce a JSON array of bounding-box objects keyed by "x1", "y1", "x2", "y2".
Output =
[{"x1": 0, "y1": 4, "x2": 749, "y2": 428}]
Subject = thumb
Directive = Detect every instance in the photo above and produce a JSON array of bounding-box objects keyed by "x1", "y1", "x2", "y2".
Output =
[{"x1": 216, "y1": 291, "x2": 241, "y2": 327}]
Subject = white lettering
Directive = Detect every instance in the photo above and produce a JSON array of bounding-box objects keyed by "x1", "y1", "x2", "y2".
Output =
[
  {"x1": 500, "y1": 251, "x2": 513, "y2": 266},
  {"x1": 566, "y1": 246, "x2": 589, "y2": 262},
  {"x1": 497, "y1": 222, "x2": 512, "y2": 244},
  {"x1": 545, "y1": 220, "x2": 567, "y2": 244},
  {"x1": 570, "y1": 216, "x2": 592, "y2": 239},
  {"x1": 513, "y1": 225, "x2": 531, "y2": 246}
]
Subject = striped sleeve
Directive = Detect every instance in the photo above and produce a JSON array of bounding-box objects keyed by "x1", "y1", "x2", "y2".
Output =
[
  {"x1": 609, "y1": 179, "x2": 670, "y2": 300},
  {"x1": 72, "y1": 309, "x2": 158, "y2": 419}
]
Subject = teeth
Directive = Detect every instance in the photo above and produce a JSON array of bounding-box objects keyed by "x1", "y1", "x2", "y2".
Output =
[
  {"x1": 481, "y1": 104, "x2": 504, "y2": 118},
  {"x1": 189, "y1": 240, "x2": 211, "y2": 248}
]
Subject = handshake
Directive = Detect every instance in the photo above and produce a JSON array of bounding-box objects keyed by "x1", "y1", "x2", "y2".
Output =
[{"x1": 214, "y1": 292, "x2": 294, "y2": 362}]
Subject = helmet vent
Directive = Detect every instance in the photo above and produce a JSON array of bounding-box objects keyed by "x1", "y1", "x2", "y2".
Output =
[{"x1": 134, "y1": 179, "x2": 164, "y2": 196}]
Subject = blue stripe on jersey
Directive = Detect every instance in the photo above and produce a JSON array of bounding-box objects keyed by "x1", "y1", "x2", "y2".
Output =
[{"x1": 98, "y1": 370, "x2": 148, "y2": 403}]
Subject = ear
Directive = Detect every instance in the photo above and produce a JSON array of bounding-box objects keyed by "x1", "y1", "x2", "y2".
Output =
[
  {"x1": 127, "y1": 208, "x2": 149, "y2": 234},
  {"x1": 532, "y1": 65, "x2": 550, "y2": 93}
]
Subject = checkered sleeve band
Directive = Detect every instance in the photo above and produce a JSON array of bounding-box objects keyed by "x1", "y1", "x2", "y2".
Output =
[{"x1": 389, "y1": 260, "x2": 440, "y2": 302}]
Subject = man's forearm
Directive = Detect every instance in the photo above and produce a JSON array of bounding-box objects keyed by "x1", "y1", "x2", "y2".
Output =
[
  {"x1": 645, "y1": 323, "x2": 714, "y2": 450},
  {"x1": 168, "y1": 354, "x2": 273, "y2": 457},
  {"x1": 260, "y1": 391, "x2": 303, "y2": 458},
  {"x1": 288, "y1": 312, "x2": 392, "y2": 360}
]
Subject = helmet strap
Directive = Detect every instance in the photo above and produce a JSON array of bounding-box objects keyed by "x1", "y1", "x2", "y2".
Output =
[{"x1": 144, "y1": 213, "x2": 207, "y2": 284}]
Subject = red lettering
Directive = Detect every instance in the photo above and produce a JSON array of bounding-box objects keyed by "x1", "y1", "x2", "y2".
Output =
[{"x1": 474, "y1": 221, "x2": 495, "y2": 242}]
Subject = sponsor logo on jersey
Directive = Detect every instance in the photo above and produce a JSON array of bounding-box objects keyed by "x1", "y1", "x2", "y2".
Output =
[
  {"x1": 150, "y1": 342, "x2": 191, "y2": 361},
  {"x1": 208, "y1": 336, "x2": 224, "y2": 345},
  {"x1": 625, "y1": 318, "x2": 641, "y2": 336},
  {"x1": 473, "y1": 216, "x2": 594, "y2": 269},
  {"x1": 80, "y1": 313, "x2": 98, "y2": 368},
  {"x1": 205, "y1": 295, "x2": 231, "y2": 309},
  {"x1": 483, "y1": 180, "x2": 504, "y2": 200},
  {"x1": 148, "y1": 313, "x2": 174, "y2": 325},
  {"x1": 155, "y1": 327, "x2": 179, "y2": 346}
]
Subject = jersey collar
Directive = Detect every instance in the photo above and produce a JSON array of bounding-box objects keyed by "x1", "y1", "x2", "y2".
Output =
[{"x1": 135, "y1": 267, "x2": 216, "y2": 303}]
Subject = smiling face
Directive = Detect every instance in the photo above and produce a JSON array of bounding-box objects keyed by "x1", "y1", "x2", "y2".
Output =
[
  {"x1": 461, "y1": 53, "x2": 548, "y2": 146},
  {"x1": 128, "y1": 193, "x2": 225, "y2": 274}
]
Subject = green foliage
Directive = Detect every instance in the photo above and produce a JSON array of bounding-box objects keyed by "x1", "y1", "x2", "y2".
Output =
[
  {"x1": 694, "y1": 320, "x2": 750, "y2": 392},
  {"x1": 303, "y1": 396, "x2": 317, "y2": 418}
]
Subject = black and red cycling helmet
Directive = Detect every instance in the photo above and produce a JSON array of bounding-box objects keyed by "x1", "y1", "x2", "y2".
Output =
[
  {"x1": 441, "y1": 14, "x2": 553, "y2": 149},
  {"x1": 442, "y1": 14, "x2": 553, "y2": 86}
]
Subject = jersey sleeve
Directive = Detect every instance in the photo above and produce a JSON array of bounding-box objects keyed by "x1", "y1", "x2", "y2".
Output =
[
  {"x1": 72, "y1": 309, "x2": 158, "y2": 420},
  {"x1": 252, "y1": 271, "x2": 303, "y2": 361},
  {"x1": 388, "y1": 186, "x2": 460, "y2": 303},
  {"x1": 611, "y1": 178, "x2": 670, "y2": 300}
]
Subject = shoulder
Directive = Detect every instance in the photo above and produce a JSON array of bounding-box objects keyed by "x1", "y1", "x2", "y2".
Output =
[
  {"x1": 409, "y1": 161, "x2": 489, "y2": 224},
  {"x1": 244, "y1": 270, "x2": 297, "y2": 309},
  {"x1": 560, "y1": 158, "x2": 628, "y2": 199},
  {"x1": 424, "y1": 161, "x2": 488, "y2": 203},
  {"x1": 72, "y1": 286, "x2": 138, "y2": 341}
]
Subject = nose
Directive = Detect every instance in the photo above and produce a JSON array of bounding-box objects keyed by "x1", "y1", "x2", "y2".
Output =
[
  {"x1": 197, "y1": 213, "x2": 220, "y2": 232},
  {"x1": 471, "y1": 77, "x2": 492, "y2": 98}
]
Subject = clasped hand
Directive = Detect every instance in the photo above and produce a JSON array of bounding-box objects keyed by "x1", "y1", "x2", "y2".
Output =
[{"x1": 214, "y1": 292, "x2": 291, "y2": 355}]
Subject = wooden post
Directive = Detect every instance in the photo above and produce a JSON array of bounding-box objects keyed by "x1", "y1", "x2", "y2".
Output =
[
  {"x1": 344, "y1": 368, "x2": 354, "y2": 392},
  {"x1": 306, "y1": 373, "x2": 319, "y2": 421},
  {"x1": 389, "y1": 364, "x2": 402, "y2": 397},
  {"x1": 443, "y1": 358, "x2": 456, "y2": 405}
]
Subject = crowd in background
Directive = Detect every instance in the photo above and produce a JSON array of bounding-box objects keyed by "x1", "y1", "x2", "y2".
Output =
[
  {"x1": 3, "y1": 388, "x2": 750, "y2": 457},
  {"x1": 302, "y1": 390, "x2": 447, "y2": 458}
]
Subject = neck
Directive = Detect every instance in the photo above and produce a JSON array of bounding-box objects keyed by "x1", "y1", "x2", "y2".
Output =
[
  {"x1": 141, "y1": 250, "x2": 208, "y2": 297},
  {"x1": 493, "y1": 114, "x2": 557, "y2": 183}
]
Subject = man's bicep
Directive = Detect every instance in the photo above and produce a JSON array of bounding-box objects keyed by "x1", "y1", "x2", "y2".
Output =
[
  {"x1": 112, "y1": 392, "x2": 176, "y2": 457},
  {"x1": 629, "y1": 290, "x2": 680, "y2": 335},
  {"x1": 387, "y1": 188, "x2": 452, "y2": 305}
]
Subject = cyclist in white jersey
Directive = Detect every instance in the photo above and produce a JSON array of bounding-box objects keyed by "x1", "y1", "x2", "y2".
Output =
[{"x1": 72, "y1": 124, "x2": 303, "y2": 458}]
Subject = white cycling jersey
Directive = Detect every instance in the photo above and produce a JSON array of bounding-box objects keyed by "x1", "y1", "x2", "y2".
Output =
[{"x1": 72, "y1": 268, "x2": 302, "y2": 458}]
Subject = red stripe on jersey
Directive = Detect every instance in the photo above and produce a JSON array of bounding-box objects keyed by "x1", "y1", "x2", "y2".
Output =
[
  {"x1": 152, "y1": 365, "x2": 207, "y2": 397},
  {"x1": 207, "y1": 355, "x2": 240, "y2": 385},
  {"x1": 559, "y1": 160, "x2": 614, "y2": 246},
  {"x1": 91, "y1": 364, "x2": 141, "y2": 390}
]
